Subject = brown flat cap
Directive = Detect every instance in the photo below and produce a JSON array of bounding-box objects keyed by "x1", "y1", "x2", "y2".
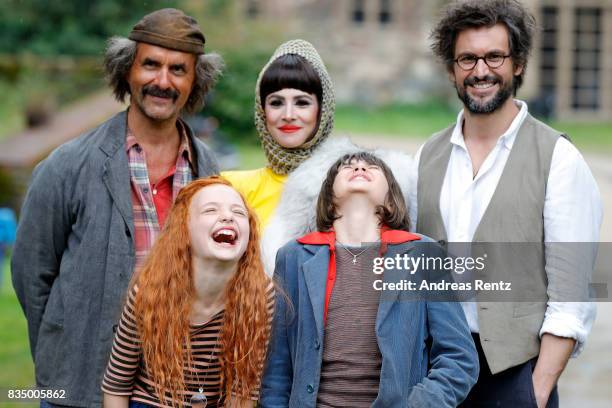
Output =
[{"x1": 129, "y1": 8, "x2": 205, "y2": 55}]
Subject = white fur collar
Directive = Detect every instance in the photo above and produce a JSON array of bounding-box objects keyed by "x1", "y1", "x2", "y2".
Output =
[{"x1": 261, "y1": 137, "x2": 414, "y2": 275}]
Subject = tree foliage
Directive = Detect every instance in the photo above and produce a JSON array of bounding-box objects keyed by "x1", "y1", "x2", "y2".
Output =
[
  {"x1": 0, "y1": 0, "x2": 177, "y2": 55},
  {"x1": 203, "y1": 46, "x2": 272, "y2": 140},
  {"x1": 189, "y1": 1, "x2": 285, "y2": 141},
  {"x1": 0, "y1": 0, "x2": 285, "y2": 142}
]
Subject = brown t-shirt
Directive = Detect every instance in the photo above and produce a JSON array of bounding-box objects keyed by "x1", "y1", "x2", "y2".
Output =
[{"x1": 316, "y1": 243, "x2": 382, "y2": 407}]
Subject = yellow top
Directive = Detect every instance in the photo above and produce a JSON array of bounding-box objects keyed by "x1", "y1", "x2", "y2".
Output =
[{"x1": 221, "y1": 167, "x2": 288, "y2": 231}]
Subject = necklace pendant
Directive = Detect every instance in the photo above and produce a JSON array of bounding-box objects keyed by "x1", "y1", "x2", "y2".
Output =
[
  {"x1": 190, "y1": 387, "x2": 207, "y2": 408},
  {"x1": 352, "y1": 256, "x2": 357, "y2": 264}
]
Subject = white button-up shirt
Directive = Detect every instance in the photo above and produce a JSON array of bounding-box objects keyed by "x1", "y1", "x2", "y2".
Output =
[{"x1": 408, "y1": 100, "x2": 602, "y2": 356}]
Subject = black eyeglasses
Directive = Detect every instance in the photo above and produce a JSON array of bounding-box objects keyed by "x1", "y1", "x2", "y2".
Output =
[{"x1": 454, "y1": 52, "x2": 511, "y2": 70}]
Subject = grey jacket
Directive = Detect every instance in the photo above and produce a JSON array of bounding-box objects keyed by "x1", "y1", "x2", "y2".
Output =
[{"x1": 11, "y1": 110, "x2": 218, "y2": 407}]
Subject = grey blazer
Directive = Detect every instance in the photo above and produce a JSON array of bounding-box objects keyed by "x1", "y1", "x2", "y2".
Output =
[{"x1": 11, "y1": 110, "x2": 218, "y2": 407}]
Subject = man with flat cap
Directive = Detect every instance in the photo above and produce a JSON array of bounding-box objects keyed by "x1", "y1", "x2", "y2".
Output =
[{"x1": 12, "y1": 9, "x2": 221, "y2": 407}]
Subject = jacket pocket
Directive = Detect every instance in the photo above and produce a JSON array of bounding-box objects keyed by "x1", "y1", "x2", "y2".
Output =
[
  {"x1": 527, "y1": 358, "x2": 539, "y2": 408},
  {"x1": 34, "y1": 319, "x2": 66, "y2": 387}
]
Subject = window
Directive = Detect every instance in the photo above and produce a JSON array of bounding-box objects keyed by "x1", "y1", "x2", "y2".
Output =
[
  {"x1": 352, "y1": 0, "x2": 365, "y2": 24},
  {"x1": 538, "y1": 7, "x2": 558, "y2": 110},
  {"x1": 572, "y1": 8, "x2": 602, "y2": 110},
  {"x1": 379, "y1": 0, "x2": 392, "y2": 25}
]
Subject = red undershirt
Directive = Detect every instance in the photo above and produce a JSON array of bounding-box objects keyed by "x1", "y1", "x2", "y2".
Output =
[{"x1": 151, "y1": 165, "x2": 176, "y2": 228}]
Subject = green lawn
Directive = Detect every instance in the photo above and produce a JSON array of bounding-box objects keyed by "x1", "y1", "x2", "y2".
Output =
[
  {"x1": 1, "y1": 256, "x2": 36, "y2": 408},
  {"x1": 234, "y1": 140, "x2": 266, "y2": 169},
  {"x1": 335, "y1": 102, "x2": 455, "y2": 140},
  {"x1": 0, "y1": 81, "x2": 25, "y2": 141},
  {"x1": 334, "y1": 103, "x2": 612, "y2": 153},
  {"x1": 547, "y1": 121, "x2": 612, "y2": 153}
]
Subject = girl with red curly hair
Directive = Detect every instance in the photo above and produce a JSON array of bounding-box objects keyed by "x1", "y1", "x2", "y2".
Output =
[{"x1": 102, "y1": 177, "x2": 273, "y2": 408}]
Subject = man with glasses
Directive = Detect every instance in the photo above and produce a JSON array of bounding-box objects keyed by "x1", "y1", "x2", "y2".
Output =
[{"x1": 408, "y1": 0, "x2": 602, "y2": 407}]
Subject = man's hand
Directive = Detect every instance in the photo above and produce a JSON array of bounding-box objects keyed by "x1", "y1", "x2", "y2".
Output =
[{"x1": 532, "y1": 333, "x2": 575, "y2": 407}]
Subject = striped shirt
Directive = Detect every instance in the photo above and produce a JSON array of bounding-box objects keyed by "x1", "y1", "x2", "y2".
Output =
[
  {"x1": 127, "y1": 123, "x2": 195, "y2": 268},
  {"x1": 102, "y1": 286, "x2": 275, "y2": 407},
  {"x1": 317, "y1": 243, "x2": 382, "y2": 407}
]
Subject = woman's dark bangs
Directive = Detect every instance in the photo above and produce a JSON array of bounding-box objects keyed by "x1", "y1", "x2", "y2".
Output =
[{"x1": 260, "y1": 55, "x2": 322, "y2": 102}]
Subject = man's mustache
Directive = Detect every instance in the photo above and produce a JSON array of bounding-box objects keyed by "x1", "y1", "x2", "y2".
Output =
[
  {"x1": 142, "y1": 85, "x2": 179, "y2": 101},
  {"x1": 464, "y1": 75, "x2": 500, "y2": 87}
]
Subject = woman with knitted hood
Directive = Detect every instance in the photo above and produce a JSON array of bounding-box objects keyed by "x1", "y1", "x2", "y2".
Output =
[
  {"x1": 225, "y1": 40, "x2": 414, "y2": 275},
  {"x1": 223, "y1": 39, "x2": 335, "y2": 229}
]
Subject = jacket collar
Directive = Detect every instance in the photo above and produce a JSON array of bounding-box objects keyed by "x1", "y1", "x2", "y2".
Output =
[
  {"x1": 99, "y1": 109, "x2": 213, "y2": 177},
  {"x1": 298, "y1": 228, "x2": 421, "y2": 252},
  {"x1": 100, "y1": 111, "x2": 133, "y2": 238},
  {"x1": 99, "y1": 111, "x2": 128, "y2": 158},
  {"x1": 297, "y1": 228, "x2": 421, "y2": 331}
]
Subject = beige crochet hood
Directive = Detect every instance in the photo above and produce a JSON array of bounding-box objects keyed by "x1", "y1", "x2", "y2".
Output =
[{"x1": 254, "y1": 39, "x2": 335, "y2": 175}]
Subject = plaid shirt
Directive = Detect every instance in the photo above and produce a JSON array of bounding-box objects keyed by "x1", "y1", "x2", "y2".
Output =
[{"x1": 126, "y1": 123, "x2": 194, "y2": 267}]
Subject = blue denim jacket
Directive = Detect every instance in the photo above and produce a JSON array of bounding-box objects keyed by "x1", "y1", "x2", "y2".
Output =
[{"x1": 260, "y1": 235, "x2": 478, "y2": 408}]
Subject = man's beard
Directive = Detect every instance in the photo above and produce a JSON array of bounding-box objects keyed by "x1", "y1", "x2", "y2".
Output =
[{"x1": 456, "y1": 74, "x2": 514, "y2": 115}]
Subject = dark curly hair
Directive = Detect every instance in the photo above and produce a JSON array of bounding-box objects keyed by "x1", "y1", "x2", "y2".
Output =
[{"x1": 430, "y1": 0, "x2": 536, "y2": 93}]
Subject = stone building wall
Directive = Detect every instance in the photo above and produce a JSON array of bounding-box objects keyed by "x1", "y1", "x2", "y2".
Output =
[
  {"x1": 243, "y1": 0, "x2": 449, "y2": 105},
  {"x1": 242, "y1": 0, "x2": 612, "y2": 120}
]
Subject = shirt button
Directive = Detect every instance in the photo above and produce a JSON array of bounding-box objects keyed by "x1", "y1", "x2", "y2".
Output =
[
  {"x1": 153, "y1": 189, "x2": 157, "y2": 195},
  {"x1": 306, "y1": 384, "x2": 314, "y2": 393},
  {"x1": 143, "y1": 187, "x2": 149, "y2": 194}
]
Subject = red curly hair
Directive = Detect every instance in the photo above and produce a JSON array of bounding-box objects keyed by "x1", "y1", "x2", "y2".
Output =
[{"x1": 131, "y1": 176, "x2": 270, "y2": 406}]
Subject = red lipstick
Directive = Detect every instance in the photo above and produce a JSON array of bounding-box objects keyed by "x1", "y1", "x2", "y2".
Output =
[{"x1": 278, "y1": 125, "x2": 302, "y2": 133}]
